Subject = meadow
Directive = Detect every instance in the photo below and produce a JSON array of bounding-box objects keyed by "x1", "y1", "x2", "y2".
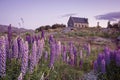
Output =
[{"x1": 0, "y1": 25, "x2": 120, "y2": 80}]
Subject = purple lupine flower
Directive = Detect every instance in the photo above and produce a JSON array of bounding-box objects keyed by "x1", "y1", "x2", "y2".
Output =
[
  {"x1": 26, "y1": 34, "x2": 31, "y2": 44},
  {"x1": 19, "y1": 38, "x2": 24, "y2": 60},
  {"x1": 110, "y1": 51, "x2": 116, "y2": 61},
  {"x1": 104, "y1": 47, "x2": 110, "y2": 65},
  {"x1": 0, "y1": 36, "x2": 6, "y2": 77},
  {"x1": 38, "y1": 35, "x2": 40, "y2": 40},
  {"x1": 21, "y1": 41, "x2": 28, "y2": 76},
  {"x1": 69, "y1": 42, "x2": 73, "y2": 55},
  {"x1": 116, "y1": 51, "x2": 120, "y2": 66},
  {"x1": 17, "y1": 36, "x2": 21, "y2": 52},
  {"x1": 37, "y1": 39, "x2": 44, "y2": 63},
  {"x1": 34, "y1": 35, "x2": 38, "y2": 41},
  {"x1": 49, "y1": 35, "x2": 54, "y2": 44},
  {"x1": 8, "y1": 24, "x2": 12, "y2": 46},
  {"x1": 17, "y1": 36, "x2": 22, "y2": 59},
  {"x1": 69, "y1": 53, "x2": 74, "y2": 66},
  {"x1": 84, "y1": 43, "x2": 91, "y2": 56},
  {"x1": 93, "y1": 60, "x2": 98, "y2": 72},
  {"x1": 80, "y1": 50, "x2": 83, "y2": 59},
  {"x1": 69, "y1": 57, "x2": 74, "y2": 66},
  {"x1": 69, "y1": 42, "x2": 74, "y2": 66},
  {"x1": 73, "y1": 46, "x2": 77, "y2": 66},
  {"x1": 104, "y1": 46, "x2": 110, "y2": 53},
  {"x1": 18, "y1": 73, "x2": 23, "y2": 80},
  {"x1": 63, "y1": 45, "x2": 67, "y2": 62},
  {"x1": 30, "y1": 41, "x2": 37, "y2": 73},
  {"x1": 83, "y1": 44, "x2": 88, "y2": 51},
  {"x1": 101, "y1": 59, "x2": 106, "y2": 74},
  {"x1": 32, "y1": 36, "x2": 35, "y2": 43},
  {"x1": 49, "y1": 43, "x2": 55, "y2": 68},
  {"x1": 4, "y1": 35, "x2": 9, "y2": 59},
  {"x1": 13, "y1": 37, "x2": 18, "y2": 58},
  {"x1": 97, "y1": 53, "x2": 104, "y2": 66},
  {"x1": 41, "y1": 30, "x2": 45, "y2": 39}
]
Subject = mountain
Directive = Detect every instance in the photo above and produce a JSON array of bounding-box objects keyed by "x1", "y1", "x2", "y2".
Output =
[{"x1": 0, "y1": 24, "x2": 34, "y2": 34}]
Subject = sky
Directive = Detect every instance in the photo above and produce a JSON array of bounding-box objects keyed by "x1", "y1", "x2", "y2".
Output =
[{"x1": 0, "y1": 0, "x2": 120, "y2": 30}]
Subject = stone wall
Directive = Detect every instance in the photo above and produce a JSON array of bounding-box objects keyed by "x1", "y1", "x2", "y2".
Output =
[{"x1": 74, "y1": 23, "x2": 88, "y2": 28}]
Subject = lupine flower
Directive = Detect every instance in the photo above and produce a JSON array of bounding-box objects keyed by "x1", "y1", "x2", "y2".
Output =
[
  {"x1": 69, "y1": 54, "x2": 74, "y2": 66},
  {"x1": 13, "y1": 37, "x2": 18, "y2": 58},
  {"x1": 69, "y1": 42, "x2": 74, "y2": 66},
  {"x1": 41, "y1": 30, "x2": 45, "y2": 39},
  {"x1": 49, "y1": 35, "x2": 54, "y2": 44},
  {"x1": 97, "y1": 53, "x2": 105, "y2": 71},
  {"x1": 30, "y1": 41, "x2": 37, "y2": 73},
  {"x1": 93, "y1": 60, "x2": 98, "y2": 72},
  {"x1": 84, "y1": 43, "x2": 91, "y2": 56},
  {"x1": 8, "y1": 24, "x2": 12, "y2": 46},
  {"x1": 69, "y1": 42, "x2": 73, "y2": 55},
  {"x1": 73, "y1": 47, "x2": 77, "y2": 66},
  {"x1": 32, "y1": 36, "x2": 35, "y2": 43},
  {"x1": 18, "y1": 73, "x2": 23, "y2": 80},
  {"x1": 17, "y1": 36, "x2": 22, "y2": 59},
  {"x1": 110, "y1": 51, "x2": 115, "y2": 61},
  {"x1": 0, "y1": 36, "x2": 6, "y2": 77},
  {"x1": 4, "y1": 34, "x2": 9, "y2": 59},
  {"x1": 83, "y1": 44, "x2": 88, "y2": 51},
  {"x1": 104, "y1": 46, "x2": 109, "y2": 53},
  {"x1": 34, "y1": 35, "x2": 38, "y2": 41},
  {"x1": 7, "y1": 24, "x2": 12, "y2": 59},
  {"x1": 21, "y1": 41, "x2": 28, "y2": 76},
  {"x1": 63, "y1": 45, "x2": 67, "y2": 62},
  {"x1": 19, "y1": 38, "x2": 24, "y2": 60},
  {"x1": 69, "y1": 58, "x2": 74, "y2": 66},
  {"x1": 26, "y1": 34, "x2": 31, "y2": 44},
  {"x1": 38, "y1": 35, "x2": 40, "y2": 40},
  {"x1": 97, "y1": 53, "x2": 104, "y2": 66},
  {"x1": 116, "y1": 51, "x2": 120, "y2": 66},
  {"x1": 49, "y1": 43, "x2": 55, "y2": 68},
  {"x1": 101, "y1": 59, "x2": 106, "y2": 74},
  {"x1": 37, "y1": 39, "x2": 44, "y2": 63},
  {"x1": 104, "y1": 47, "x2": 110, "y2": 65}
]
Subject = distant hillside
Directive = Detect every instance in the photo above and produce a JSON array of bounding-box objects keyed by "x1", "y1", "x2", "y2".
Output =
[{"x1": 0, "y1": 24, "x2": 34, "y2": 34}]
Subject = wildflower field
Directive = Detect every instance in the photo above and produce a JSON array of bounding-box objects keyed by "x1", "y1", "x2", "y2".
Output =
[{"x1": 0, "y1": 25, "x2": 120, "y2": 80}]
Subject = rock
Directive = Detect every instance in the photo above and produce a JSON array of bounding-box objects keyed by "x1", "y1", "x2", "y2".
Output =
[{"x1": 89, "y1": 37, "x2": 111, "y2": 45}]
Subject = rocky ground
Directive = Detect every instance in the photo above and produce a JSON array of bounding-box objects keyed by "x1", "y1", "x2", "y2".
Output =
[{"x1": 81, "y1": 70, "x2": 98, "y2": 80}]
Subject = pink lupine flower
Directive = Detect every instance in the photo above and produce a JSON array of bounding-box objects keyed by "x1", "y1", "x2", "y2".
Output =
[
  {"x1": 13, "y1": 37, "x2": 18, "y2": 58},
  {"x1": 0, "y1": 36, "x2": 6, "y2": 77},
  {"x1": 30, "y1": 41, "x2": 37, "y2": 73},
  {"x1": 21, "y1": 41, "x2": 29, "y2": 76}
]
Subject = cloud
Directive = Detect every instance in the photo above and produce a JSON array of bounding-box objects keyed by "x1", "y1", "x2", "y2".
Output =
[
  {"x1": 95, "y1": 12, "x2": 120, "y2": 21},
  {"x1": 61, "y1": 13, "x2": 77, "y2": 17}
]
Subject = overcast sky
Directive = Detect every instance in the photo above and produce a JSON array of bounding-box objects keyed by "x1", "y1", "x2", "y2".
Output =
[{"x1": 0, "y1": 0, "x2": 120, "y2": 29}]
